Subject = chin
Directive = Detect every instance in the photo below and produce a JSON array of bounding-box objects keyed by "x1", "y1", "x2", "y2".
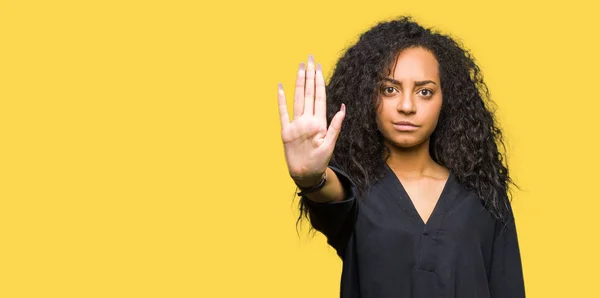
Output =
[{"x1": 388, "y1": 135, "x2": 427, "y2": 149}]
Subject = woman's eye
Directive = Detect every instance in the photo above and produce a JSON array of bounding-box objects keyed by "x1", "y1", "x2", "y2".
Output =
[
  {"x1": 419, "y1": 89, "x2": 433, "y2": 97},
  {"x1": 383, "y1": 86, "x2": 396, "y2": 95}
]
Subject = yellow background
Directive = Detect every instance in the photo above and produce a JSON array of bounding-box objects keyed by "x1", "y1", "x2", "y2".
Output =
[{"x1": 1, "y1": 0, "x2": 599, "y2": 297}]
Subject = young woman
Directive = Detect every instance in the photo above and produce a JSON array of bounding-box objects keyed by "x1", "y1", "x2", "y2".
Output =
[{"x1": 277, "y1": 16, "x2": 525, "y2": 298}]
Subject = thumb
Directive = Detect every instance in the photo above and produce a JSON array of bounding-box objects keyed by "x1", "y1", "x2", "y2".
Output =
[{"x1": 323, "y1": 103, "x2": 346, "y2": 148}]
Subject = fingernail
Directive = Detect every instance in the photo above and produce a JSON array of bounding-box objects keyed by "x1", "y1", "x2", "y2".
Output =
[
  {"x1": 278, "y1": 83, "x2": 283, "y2": 91},
  {"x1": 341, "y1": 103, "x2": 346, "y2": 112},
  {"x1": 299, "y1": 62, "x2": 305, "y2": 71},
  {"x1": 316, "y1": 63, "x2": 322, "y2": 72},
  {"x1": 308, "y1": 55, "x2": 314, "y2": 68}
]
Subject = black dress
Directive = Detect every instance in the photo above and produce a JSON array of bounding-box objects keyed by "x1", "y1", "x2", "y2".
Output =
[{"x1": 302, "y1": 164, "x2": 525, "y2": 298}]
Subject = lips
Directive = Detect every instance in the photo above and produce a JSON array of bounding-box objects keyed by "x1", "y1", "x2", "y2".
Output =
[
  {"x1": 392, "y1": 121, "x2": 419, "y2": 132},
  {"x1": 393, "y1": 121, "x2": 418, "y2": 127}
]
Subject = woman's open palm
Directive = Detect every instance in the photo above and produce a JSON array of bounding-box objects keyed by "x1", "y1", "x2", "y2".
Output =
[{"x1": 278, "y1": 55, "x2": 346, "y2": 183}]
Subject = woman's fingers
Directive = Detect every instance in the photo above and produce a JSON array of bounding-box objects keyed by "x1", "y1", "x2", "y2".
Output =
[
  {"x1": 293, "y1": 62, "x2": 306, "y2": 119},
  {"x1": 324, "y1": 104, "x2": 346, "y2": 148},
  {"x1": 314, "y1": 63, "x2": 326, "y2": 126},
  {"x1": 303, "y1": 55, "x2": 316, "y2": 116},
  {"x1": 289, "y1": 55, "x2": 322, "y2": 122},
  {"x1": 277, "y1": 83, "x2": 290, "y2": 130}
]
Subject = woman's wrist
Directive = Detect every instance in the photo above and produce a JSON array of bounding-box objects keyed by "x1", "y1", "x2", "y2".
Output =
[
  {"x1": 294, "y1": 170, "x2": 327, "y2": 189},
  {"x1": 296, "y1": 170, "x2": 328, "y2": 196}
]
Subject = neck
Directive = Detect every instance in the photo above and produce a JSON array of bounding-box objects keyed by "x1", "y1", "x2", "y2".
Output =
[{"x1": 384, "y1": 138, "x2": 438, "y2": 178}]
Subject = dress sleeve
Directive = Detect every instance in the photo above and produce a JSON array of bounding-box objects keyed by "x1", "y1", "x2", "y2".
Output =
[
  {"x1": 301, "y1": 165, "x2": 358, "y2": 259},
  {"x1": 488, "y1": 201, "x2": 526, "y2": 297}
]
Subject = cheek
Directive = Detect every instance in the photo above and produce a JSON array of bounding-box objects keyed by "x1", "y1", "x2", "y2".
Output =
[
  {"x1": 376, "y1": 115, "x2": 388, "y2": 133},
  {"x1": 375, "y1": 103, "x2": 390, "y2": 124},
  {"x1": 427, "y1": 100, "x2": 443, "y2": 120},
  {"x1": 420, "y1": 102, "x2": 443, "y2": 131}
]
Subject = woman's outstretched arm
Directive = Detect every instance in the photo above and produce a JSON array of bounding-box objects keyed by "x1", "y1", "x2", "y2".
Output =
[{"x1": 301, "y1": 165, "x2": 358, "y2": 259}]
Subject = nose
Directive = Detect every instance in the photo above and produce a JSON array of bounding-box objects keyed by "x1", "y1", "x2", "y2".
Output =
[{"x1": 397, "y1": 92, "x2": 416, "y2": 114}]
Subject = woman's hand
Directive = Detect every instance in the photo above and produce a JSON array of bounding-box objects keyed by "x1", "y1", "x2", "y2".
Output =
[{"x1": 278, "y1": 55, "x2": 346, "y2": 186}]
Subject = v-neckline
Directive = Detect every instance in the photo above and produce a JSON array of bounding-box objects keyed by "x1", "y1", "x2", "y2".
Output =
[{"x1": 384, "y1": 163, "x2": 454, "y2": 227}]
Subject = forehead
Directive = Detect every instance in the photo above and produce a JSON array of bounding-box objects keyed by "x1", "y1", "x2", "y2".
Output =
[{"x1": 389, "y1": 47, "x2": 439, "y2": 81}]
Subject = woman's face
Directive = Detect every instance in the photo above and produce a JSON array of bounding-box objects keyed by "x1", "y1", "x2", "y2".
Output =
[{"x1": 376, "y1": 46, "x2": 443, "y2": 149}]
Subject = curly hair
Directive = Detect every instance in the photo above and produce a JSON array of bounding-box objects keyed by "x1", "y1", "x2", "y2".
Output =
[{"x1": 295, "y1": 15, "x2": 517, "y2": 233}]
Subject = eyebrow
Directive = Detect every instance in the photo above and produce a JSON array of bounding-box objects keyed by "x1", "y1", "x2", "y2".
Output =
[{"x1": 382, "y1": 78, "x2": 437, "y2": 87}]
